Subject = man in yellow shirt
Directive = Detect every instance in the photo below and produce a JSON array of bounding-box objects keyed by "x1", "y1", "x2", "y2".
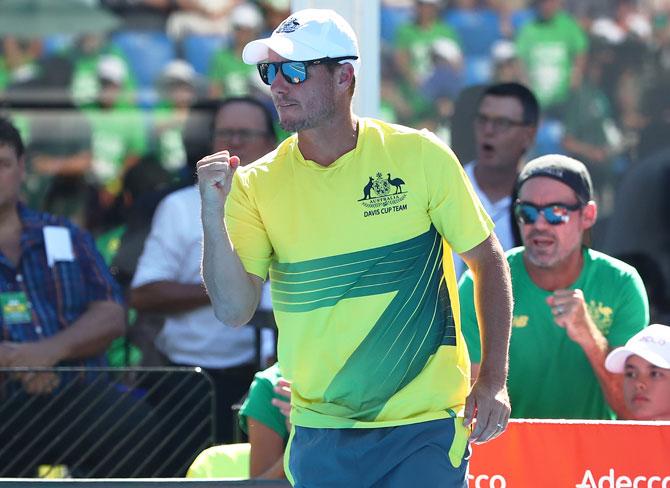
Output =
[{"x1": 198, "y1": 8, "x2": 512, "y2": 486}]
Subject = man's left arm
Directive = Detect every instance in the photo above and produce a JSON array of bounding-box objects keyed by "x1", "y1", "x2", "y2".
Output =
[{"x1": 460, "y1": 234, "x2": 513, "y2": 444}]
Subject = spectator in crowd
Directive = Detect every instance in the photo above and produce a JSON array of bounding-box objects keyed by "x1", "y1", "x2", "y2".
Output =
[
  {"x1": 198, "y1": 9, "x2": 513, "y2": 486},
  {"x1": 101, "y1": 0, "x2": 179, "y2": 31},
  {"x1": 605, "y1": 323, "x2": 670, "y2": 420},
  {"x1": 563, "y1": 0, "x2": 611, "y2": 31},
  {"x1": 417, "y1": 38, "x2": 464, "y2": 137},
  {"x1": 208, "y1": 2, "x2": 265, "y2": 99},
  {"x1": 590, "y1": 0, "x2": 652, "y2": 47},
  {"x1": 490, "y1": 40, "x2": 526, "y2": 84},
  {"x1": 130, "y1": 96, "x2": 278, "y2": 445},
  {"x1": 460, "y1": 154, "x2": 650, "y2": 420},
  {"x1": 0, "y1": 37, "x2": 42, "y2": 90},
  {"x1": 0, "y1": 116, "x2": 162, "y2": 477},
  {"x1": 258, "y1": 0, "x2": 291, "y2": 38},
  {"x1": 166, "y1": 0, "x2": 243, "y2": 40},
  {"x1": 454, "y1": 82, "x2": 539, "y2": 277},
  {"x1": 393, "y1": 0, "x2": 461, "y2": 123},
  {"x1": 84, "y1": 56, "x2": 146, "y2": 213},
  {"x1": 515, "y1": 0, "x2": 588, "y2": 116},
  {"x1": 562, "y1": 43, "x2": 627, "y2": 216},
  {"x1": 238, "y1": 363, "x2": 290, "y2": 479},
  {"x1": 65, "y1": 33, "x2": 136, "y2": 108},
  {"x1": 150, "y1": 59, "x2": 199, "y2": 177}
]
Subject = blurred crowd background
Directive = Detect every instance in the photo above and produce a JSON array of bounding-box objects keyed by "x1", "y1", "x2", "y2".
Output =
[{"x1": 1, "y1": 0, "x2": 670, "y2": 332}]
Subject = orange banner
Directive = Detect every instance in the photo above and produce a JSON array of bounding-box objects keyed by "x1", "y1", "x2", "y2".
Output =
[{"x1": 469, "y1": 419, "x2": 670, "y2": 487}]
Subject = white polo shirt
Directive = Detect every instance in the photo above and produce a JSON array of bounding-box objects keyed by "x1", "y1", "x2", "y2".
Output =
[
  {"x1": 132, "y1": 185, "x2": 256, "y2": 369},
  {"x1": 455, "y1": 161, "x2": 515, "y2": 278}
]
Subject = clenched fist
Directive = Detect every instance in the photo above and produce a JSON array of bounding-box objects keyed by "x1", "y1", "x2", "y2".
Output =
[{"x1": 196, "y1": 150, "x2": 241, "y2": 212}]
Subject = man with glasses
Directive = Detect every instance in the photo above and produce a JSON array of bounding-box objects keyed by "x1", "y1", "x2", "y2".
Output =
[
  {"x1": 459, "y1": 154, "x2": 649, "y2": 420},
  {"x1": 197, "y1": 8, "x2": 513, "y2": 487},
  {"x1": 131, "y1": 97, "x2": 277, "y2": 450},
  {"x1": 454, "y1": 82, "x2": 539, "y2": 278}
]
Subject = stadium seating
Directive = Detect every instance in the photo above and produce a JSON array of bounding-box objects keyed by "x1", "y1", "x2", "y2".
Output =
[
  {"x1": 443, "y1": 9, "x2": 503, "y2": 57},
  {"x1": 380, "y1": 4, "x2": 413, "y2": 44},
  {"x1": 111, "y1": 31, "x2": 176, "y2": 107},
  {"x1": 463, "y1": 54, "x2": 493, "y2": 86},
  {"x1": 182, "y1": 34, "x2": 231, "y2": 75}
]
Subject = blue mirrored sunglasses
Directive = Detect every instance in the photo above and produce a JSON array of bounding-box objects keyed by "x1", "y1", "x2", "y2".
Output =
[
  {"x1": 257, "y1": 56, "x2": 358, "y2": 85},
  {"x1": 514, "y1": 200, "x2": 583, "y2": 225}
]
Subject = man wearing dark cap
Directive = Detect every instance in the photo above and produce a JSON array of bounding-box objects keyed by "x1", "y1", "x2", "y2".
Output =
[{"x1": 459, "y1": 154, "x2": 649, "y2": 420}]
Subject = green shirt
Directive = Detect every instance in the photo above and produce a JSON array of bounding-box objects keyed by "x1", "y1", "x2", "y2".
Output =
[
  {"x1": 395, "y1": 21, "x2": 460, "y2": 81},
  {"x1": 0, "y1": 57, "x2": 8, "y2": 93},
  {"x1": 85, "y1": 108, "x2": 147, "y2": 194},
  {"x1": 515, "y1": 12, "x2": 588, "y2": 108},
  {"x1": 394, "y1": 21, "x2": 460, "y2": 115},
  {"x1": 150, "y1": 106, "x2": 188, "y2": 173},
  {"x1": 69, "y1": 49, "x2": 137, "y2": 108},
  {"x1": 95, "y1": 225, "x2": 142, "y2": 367},
  {"x1": 459, "y1": 247, "x2": 649, "y2": 420},
  {"x1": 239, "y1": 363, "x2": 289, "y2": 442}
]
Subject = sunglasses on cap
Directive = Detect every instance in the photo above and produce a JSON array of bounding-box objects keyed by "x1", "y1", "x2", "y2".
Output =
[
  {"x1": 257, "y1": 56, "x2": 358, "y2": 85},
  {"x1": 514, "y1": 200, "x2": 583, "y2": 225}
]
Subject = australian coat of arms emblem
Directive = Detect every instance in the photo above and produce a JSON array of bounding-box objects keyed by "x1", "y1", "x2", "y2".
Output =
[{"x1": 359, "y1": 172, "x2": 408, "y2": 210}]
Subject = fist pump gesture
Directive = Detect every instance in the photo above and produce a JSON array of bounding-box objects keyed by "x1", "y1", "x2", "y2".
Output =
[{"x1": 196, "y1": 151, "x2": 241, "y2": 209}]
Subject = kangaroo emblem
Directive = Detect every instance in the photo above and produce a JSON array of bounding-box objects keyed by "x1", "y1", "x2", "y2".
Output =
[{"x1": 360, "y1": 176, "x2": 374, "y2": 200}]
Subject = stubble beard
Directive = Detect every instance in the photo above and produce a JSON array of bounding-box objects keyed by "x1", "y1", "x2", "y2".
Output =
[
  {"x1": 275, "y1": 89, "x2": 336, "y2": 133},
  {"x1": 524, "y1": 237, "x2": 581, "y2": 269}
]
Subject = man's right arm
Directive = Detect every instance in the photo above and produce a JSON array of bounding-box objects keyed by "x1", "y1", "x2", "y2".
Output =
[
  {"x1": 198, "y1": 151, "x2": 262, "y2": 326},
  {"x1": 459, "y1": 234, "x2": 513, "y2": 443}
]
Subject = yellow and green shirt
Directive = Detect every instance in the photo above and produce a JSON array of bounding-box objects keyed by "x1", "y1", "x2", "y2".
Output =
[{"x1": 226, "y1": 118, "x2": 492, "y2": 428}]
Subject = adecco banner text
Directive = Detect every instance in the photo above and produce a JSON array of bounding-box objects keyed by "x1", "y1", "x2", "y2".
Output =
[{"x1": 470, "y1": 419, "x2": 670, "y2": 487}]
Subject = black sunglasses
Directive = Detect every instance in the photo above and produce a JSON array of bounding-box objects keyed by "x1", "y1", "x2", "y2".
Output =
[
  {"x1": 514, "y1": 200, "x2": 583, "y2": 225},
  {"x1": 257, "y1": 56, "x2": 358, "y2": 85}
]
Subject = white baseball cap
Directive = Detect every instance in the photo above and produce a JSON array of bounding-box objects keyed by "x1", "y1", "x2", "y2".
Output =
[
  {"x1": 160, "y1": 59, "x2": 196, "y2": 85},
  {"x1": 97, "y1": 56, "x2": 127, "y2": 85},
  {"x1": 605, "y1": 324, "x2": 670, "y2": 373},
  {"x1": 242, "y1": 8, "x2": 360, "y2": 75}
]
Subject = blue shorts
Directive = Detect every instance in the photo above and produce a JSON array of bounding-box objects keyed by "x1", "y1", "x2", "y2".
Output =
[{"x1": 286, "y1": 417, "x2": 470, "y2": 487}]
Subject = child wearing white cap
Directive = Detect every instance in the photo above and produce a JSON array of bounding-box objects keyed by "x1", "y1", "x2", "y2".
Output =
[{"x1": 605, "y1": 324, "x2": 670, "y2": 420}]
